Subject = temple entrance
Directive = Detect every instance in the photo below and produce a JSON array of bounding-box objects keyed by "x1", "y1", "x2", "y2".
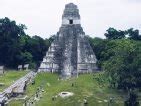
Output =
[{"x1": 69, "y1": 20, "x2": 73, "y2": 24}]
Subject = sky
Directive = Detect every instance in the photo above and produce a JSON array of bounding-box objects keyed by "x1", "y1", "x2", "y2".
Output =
[{"x1": 0, "y1": 0, "x2": 141, "y2": 38}]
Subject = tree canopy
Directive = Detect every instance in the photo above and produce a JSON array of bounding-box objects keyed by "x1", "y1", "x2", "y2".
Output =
[
  {"x1": 89, "y1": 28, "x2": 141, "y2": 90},
  {"x1": 105, "y1": 27, "x2": 141, "y2": 40},
  {"x1": 0, "y1": 17, "x2": 52, "y2": 69}
]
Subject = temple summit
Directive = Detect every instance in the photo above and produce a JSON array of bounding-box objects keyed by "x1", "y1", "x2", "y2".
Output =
[{"x1": 38, "y1": 3, "x2": 97, "y2": 78}]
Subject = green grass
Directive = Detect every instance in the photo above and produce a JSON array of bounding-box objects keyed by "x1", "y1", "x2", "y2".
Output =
[
  {"x1": 9, "y1": 72, "x2": 126, "y2": 106},
  {"x1": 0, "y1": 70, "x2": 28, "y2": 92}
]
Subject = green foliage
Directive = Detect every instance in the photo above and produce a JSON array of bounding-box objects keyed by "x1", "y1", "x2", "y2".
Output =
[
  {"x1": 20, "y1": 52, "x2": 33, "y2": 64},
  {"x1": 104, "y1": 27, "x2": 141, "y2": 40},
  {"x1": 104, "y1": 28, "x2": 126, "y2": 39},
  {"x1": 89, "y1": 27, "x2": 141, "y2": 90},
  {"x1": 0, "y1": 17, "x2": 52, "y2": 69},
  {"x1": 127, "y1": 28, "x2": 141, "y2": 40},
  {"x1": 88, "y1": 37, "x2": 108, "y2": 68},
  {"x1": 125, "y1": 90, "x2": 139, "y2": 106},
  {"x1": 0, "y1": 17, "x2": 26, "y2": 68},
  {"x1": 102, "y1": 39, "x2": 141, "y2": 89},
  {"x1": 22, "y1": 35, "x2": 51, "y2": 68}
]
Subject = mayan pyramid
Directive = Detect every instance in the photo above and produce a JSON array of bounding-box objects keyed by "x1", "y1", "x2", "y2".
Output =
[{"x1": 38, "y1": 3, "x2": 97, "y2": 78}]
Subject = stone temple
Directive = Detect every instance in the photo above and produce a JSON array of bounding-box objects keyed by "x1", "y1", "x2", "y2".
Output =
[{"x1": 38, "y1": 3, "x2": 97, "y2": 78}]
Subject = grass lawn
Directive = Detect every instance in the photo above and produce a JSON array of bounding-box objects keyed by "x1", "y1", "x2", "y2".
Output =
[
  {"x1": 0, "y1": 70, "x2": 28, "y2": 92},
  {"x1": 9, "y1": 72, "x2": 126, "y2": 106}
]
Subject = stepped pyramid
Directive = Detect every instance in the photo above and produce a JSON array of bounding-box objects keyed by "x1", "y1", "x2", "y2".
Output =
[{"x1": 38, "y1": 3, "x2": 97, "y2": 78}]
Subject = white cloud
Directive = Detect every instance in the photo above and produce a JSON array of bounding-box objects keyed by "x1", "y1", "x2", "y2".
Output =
[{"x1": 0, "y1": 0, "x2": 141, "y2": 38}]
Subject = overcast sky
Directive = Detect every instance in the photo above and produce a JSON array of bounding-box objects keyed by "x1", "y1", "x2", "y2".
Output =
[{"x1": 0, "y1": 0, "x2": 141, "y2": 38}]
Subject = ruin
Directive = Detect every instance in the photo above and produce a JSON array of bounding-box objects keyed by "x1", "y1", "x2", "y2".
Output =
[
  {"x1": 0, "y1": 66, "x2": 4, "y2": 75},
  {"x1": 38, "y1": 3, "x2": 97, "y2": 78}
]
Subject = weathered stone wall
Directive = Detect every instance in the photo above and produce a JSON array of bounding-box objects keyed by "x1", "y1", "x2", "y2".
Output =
[
  {"x1": 38, "y1": 3, "x2": 97, "y2": 78},
  {"x1": 38, "y1": 25, "x2": 97, "y2": 77},
  {"x1": 62, "y1": 18, "x2": 80, "y2": 25}
]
